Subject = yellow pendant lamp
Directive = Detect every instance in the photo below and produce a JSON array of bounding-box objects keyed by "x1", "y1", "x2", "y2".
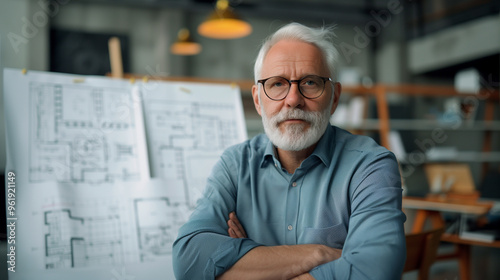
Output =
[
  {"x1": 170, "y1": 28, "x2": 202, "y2": 56},
  {"x1": 198, "y1": 0, "x2": 252, "y2": 39}
]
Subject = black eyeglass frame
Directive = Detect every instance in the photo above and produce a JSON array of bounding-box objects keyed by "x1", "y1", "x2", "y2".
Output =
[{"x1": 257, "y1": 75, "x2": 333, "y2": 101}]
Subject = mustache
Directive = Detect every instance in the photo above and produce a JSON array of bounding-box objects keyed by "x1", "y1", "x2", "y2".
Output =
[{"x1": 270, "y1": 109, "x2": 317, "y2": 125}]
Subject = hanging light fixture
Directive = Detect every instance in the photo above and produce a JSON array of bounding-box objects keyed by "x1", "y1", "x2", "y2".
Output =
[
  {"x1": 170, "y1": 28, "x2": 202, "y2": 56},
  {"x1": 198, "y1": 0, "x2": 252, "y2": 39}
]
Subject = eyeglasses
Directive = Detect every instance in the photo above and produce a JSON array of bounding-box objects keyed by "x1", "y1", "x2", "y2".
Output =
[{"x1": 257, "y1": 75, "x2": 332, "y2": 101}]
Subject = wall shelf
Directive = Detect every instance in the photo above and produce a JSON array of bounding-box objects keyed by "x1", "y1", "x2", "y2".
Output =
[
  {"x1": 339, "y1": 120, "x2": 500, "y2": 131},
  {"x1": 339, "y1": 84, "x2": 500, "y2": 180},
  {"x1": 398, "y1": 152, "x2": 500, "y2": 164},
  {"x1": 340, "y1": 84, "x2": 499, "y2": 150}
]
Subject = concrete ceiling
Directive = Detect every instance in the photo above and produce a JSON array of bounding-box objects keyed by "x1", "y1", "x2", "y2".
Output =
[{"x1": 76, "y1": 0, "x2": 391, "y2": 24}]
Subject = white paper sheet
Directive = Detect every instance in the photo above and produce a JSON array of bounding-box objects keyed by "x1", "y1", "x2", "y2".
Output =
[
  {"x1": 3, "y1": 68, "x2": 247, "y2": 280},
  {"x1": 4, "y1": 69, "x2": 150, "y2": 185},
  {"x1": 141, "y1": 81, "x2": 247, "y2": 206}
]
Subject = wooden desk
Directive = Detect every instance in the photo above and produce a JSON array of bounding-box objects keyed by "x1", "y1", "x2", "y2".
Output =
[{"x1": 403, "y1": 196, "x2": 498, "y2": 280}]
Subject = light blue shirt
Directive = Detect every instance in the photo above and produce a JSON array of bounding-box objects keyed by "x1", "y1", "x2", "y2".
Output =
[{"x1": 172, "y1": 125, "x2": 406, "y2": 279}]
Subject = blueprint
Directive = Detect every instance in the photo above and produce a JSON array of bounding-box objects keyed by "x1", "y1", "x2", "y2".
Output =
[
  {"x1": 142, "y1": 81, "x2": 247, "y2": 206},
  {"x1": 4, "y1": 69, "x2": 150, "y2": 185},
  {"x1": 28, "y1": 80, "x2": 147, "y2": 184},
  {"x1": 11, "y1": 180, "x2": 186, "y2": 280},
  {"x1": 134, "y1": 197, "x2": 190, "y2": 261},
  {"x1": 44, "y1": 208, "x2": 126, "y2": 269},
  {"x1": 3, "y1": 69, "x2": 247, "y2": 280}
]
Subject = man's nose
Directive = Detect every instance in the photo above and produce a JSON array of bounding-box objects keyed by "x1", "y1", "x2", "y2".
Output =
[{"x1": 284, "y1": 83, "x2": 305, "y2": 108}]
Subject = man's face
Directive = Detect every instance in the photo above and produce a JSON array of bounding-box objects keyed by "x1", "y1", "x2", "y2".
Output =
[{"x1": 252, "y1": 40, "x2": 340, "y2": 151}]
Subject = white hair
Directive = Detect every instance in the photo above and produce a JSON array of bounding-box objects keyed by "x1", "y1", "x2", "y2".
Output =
[{"x1": 253, "y1": 22, "x2": 339, "y2": 83}]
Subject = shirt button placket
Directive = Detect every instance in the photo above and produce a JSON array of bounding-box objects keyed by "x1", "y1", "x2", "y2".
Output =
[{"x1": 285, "y1": 179, "x2": 299, "y2": 244}]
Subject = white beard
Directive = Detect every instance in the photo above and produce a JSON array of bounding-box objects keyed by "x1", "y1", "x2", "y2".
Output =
[{"x1": 261, "y1": 103, "x2": 332, "y2": 151}]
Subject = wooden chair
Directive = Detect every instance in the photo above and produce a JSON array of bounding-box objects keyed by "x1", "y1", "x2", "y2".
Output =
[{"x1": 402, "y1": 227, "x2": 445, "y2": 280}]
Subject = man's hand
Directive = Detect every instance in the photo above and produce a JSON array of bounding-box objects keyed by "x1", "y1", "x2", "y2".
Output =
[{"x1": 227, "y1": 212, "x2": 247, "y2": 238}]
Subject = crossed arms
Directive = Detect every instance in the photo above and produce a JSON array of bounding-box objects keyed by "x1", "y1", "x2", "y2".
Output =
[
  {"x1": 172, "y1": 146, "x2": 406, "y2": 280},
  {"x1": 218, "y1": 212, "x2": 342, "y2": 280}
]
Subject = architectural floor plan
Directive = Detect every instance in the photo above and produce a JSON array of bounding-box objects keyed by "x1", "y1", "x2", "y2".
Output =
[
  {"x1": 143, "y1": 82, "x2": 247, "y2": 206},
  {"x1": 29, "y1": 81, "x2": 144, "y2": 184},
  {"x1": 134, "y1": 197, "x2": 188, "y2": 261},
  {"x1": 3, "y1": 69, "x2": 247, "y2": 280},
  {"x1": 45, "y1": 208, "x2": 125, "y2": 269}
]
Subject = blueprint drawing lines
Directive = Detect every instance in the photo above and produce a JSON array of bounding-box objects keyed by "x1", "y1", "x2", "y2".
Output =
[
  {"x1": 134, "y1": 198, "x2": 186, "y2": 262},
  {"x1": 145, "y1": 99, "x2": 242, "y2": 206},
  {"x1": 29, "y1": 82, "x2": 142, "y2": 184},
  {"x1": 44, "y1": 209, "x2": 124, "y2": 269}
]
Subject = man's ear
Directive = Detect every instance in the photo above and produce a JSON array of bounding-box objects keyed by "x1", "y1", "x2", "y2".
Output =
[
  {"x1": 330, "y1": 82, "x2": 342, "y2": 115},
  {"x1": 252, "y1": 84, "x2": 262, "y2": 116}
]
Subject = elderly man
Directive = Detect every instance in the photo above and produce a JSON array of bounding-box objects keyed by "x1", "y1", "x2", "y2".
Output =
[{"x1": 173, "y1": 22, "x2": 406, "y2": 280}]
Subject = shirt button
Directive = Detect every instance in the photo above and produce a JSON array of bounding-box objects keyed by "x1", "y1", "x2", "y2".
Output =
[
  {"x1": 292, "y1": 182, "x2": 297, "y2": 187},
  {"x1": 275, "y1": 163, "x2": 278, "y2": 167},
  {"x1": 287, "y1": 225, "x2": 293, "y2": 231}
]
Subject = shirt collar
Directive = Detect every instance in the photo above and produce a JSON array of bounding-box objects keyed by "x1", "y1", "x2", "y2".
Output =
[
  {"x1": 310, "y1": 125, "x2": 335, "y2": 167},
  {"x1": 259, "y1": 125, "x2": 336, "y2": 168},
  {"x1": 260, "y1": 137, "x2": 278, "y2": 167}
]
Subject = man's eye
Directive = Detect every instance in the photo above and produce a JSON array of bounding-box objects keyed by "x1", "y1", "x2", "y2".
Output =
[
  {"x1": 272, "y1": 82, "x2": 284, "y2": 87},
  {"x1": 302, "y1": 80, "x2": 317, "y2": 86}
]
